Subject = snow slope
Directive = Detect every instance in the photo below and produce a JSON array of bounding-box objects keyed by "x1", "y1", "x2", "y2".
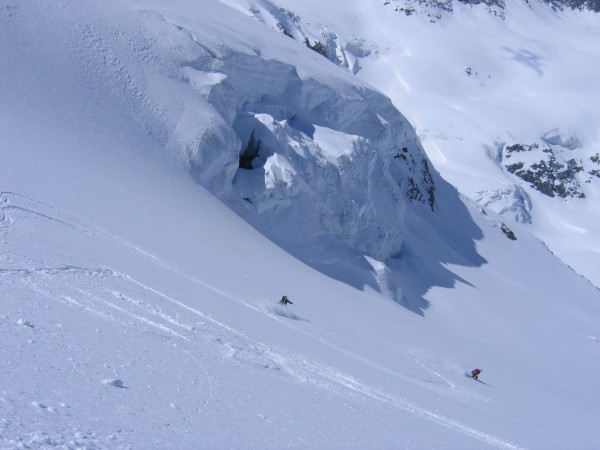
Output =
[
  {"x1": 261, "y1": 0, "x2": 600, "y2": 287},
  {"x1": 2, "y1": 0, "x2": 600, "y2": 449}
]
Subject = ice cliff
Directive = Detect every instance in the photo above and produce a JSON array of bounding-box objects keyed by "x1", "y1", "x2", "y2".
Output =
[{"x1": 60, "y1": 0, "x2": 436, "y2": 261}]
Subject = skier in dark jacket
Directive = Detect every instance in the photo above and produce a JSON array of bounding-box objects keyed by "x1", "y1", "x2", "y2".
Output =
[
  {"x1": 471, "y1": 368, "x2": 482, "y2": 380},
  {"x1": 279, "y1": 295, "x2": 293, "y2": 306}
]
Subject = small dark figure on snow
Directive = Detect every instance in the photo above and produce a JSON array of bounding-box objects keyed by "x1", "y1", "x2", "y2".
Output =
[
  {"x1": 471, "y1": 368, "x2": 482, "y2": 380},
  {"x1": 279, "y1": 295, "x2": 293, "y2": 306}
]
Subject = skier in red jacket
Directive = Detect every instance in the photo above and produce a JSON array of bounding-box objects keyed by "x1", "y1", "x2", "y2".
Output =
[{"x1": 471, "y1": 368, "x2": 482, "y2": 380}]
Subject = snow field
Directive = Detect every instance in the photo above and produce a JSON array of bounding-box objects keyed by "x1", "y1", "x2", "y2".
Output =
[{"x1": 2, "y1": 0, "x2": 600, "y2": 448}]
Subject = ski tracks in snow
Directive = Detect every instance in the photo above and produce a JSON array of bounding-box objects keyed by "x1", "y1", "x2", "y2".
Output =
[
  {"x1": 0, "y1": 192, "x2": 524, "y2": 449},
  {"x1": 103, "y1": 274, "x2": 522, "y2": 449},
  {"x1": 6, "y1": 271, "x2": 523, "y2": 449}
]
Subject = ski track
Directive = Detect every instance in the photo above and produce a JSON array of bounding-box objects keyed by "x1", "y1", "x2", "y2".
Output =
[
  {"x1": 4, "y1": 263, "x2": 214, "y2": 432},
  {"x1": 6, "y1": 265, "x2": 521, "y2": 449},
  {"x1": 414, "y1": 360, "x2": 456, "y2": 389},
  {"x1": 0, "y1": 192, "x2": 524, "y2": 449}
]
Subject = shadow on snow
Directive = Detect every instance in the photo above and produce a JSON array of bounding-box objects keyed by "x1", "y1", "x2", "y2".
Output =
[
  {"x1": 262, "y1": 177, "x2": 486, "y2": 317},
  {"x1": 388, "y1": 179, "x2": 487, "y2": 315}
]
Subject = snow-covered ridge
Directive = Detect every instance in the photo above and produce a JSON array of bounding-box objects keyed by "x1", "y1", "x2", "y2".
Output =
[
  {"x1": 479, "y1": 129, "x2": 600, "y2": 211},
  {"x1": 384, "y1": 0, "x2": 507, "y2": 20},
  {"x1": 245, "y1": 0, "x2": 372, "y2": 74},
  {"x1": 383, "y1": 0, "x2": 599, "y2": 21}
]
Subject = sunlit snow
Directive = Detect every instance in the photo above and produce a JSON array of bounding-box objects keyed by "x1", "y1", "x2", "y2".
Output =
[{"x1": 2, "y1": 1, "x2": 600, "y2": 449}]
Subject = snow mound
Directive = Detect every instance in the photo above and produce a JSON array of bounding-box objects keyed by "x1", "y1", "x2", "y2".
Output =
[
  {"x1": 16, "y1": 318, "x2": 35, "y2": 328},
  {"x1": 476, "y1": 186, "x2": 532, "y2": 224},
  {"x1": 102, "y1": 378, "x2": 126, "y2": 388},
  {"x1": 541, "y1": 129, "x2": 582, "y2": 150}
]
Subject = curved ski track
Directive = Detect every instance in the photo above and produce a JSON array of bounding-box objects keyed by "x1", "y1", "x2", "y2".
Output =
[{"x1": 0, "y1": 192, "x2": 524, "y2": 450}]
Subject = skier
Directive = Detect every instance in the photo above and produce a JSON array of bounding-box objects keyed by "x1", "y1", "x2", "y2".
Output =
[
  {"x1": 471, "y1": 368, "x2": 482, "y2": 380},
  {"x1": 278, "y1": 295, "x2": 293, "y2": 306}
]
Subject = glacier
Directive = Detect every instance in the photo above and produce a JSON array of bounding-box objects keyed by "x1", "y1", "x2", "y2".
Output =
[{"x1": 2, "y1": 0, "x2": 600, "y2": 449}]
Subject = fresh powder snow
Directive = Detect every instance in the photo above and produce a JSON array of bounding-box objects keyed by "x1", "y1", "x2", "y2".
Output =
[{"x1": 1, "y1": 1, "x2": 600, "y2": 449}]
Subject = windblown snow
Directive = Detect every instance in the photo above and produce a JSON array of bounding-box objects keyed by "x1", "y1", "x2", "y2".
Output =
[{"x1": 1, "y1": 0, "x2": 600, "y2": 449}]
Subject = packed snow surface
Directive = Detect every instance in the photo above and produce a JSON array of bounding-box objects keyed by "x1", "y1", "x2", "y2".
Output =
[{"x1": 1, "y1": 0, "x2": 600, "y2": 449}]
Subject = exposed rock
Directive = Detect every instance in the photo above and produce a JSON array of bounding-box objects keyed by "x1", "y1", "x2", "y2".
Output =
[
  {"x1": 502, "y1": 143, "x2": 585, "y2": 199},
  {"x1": 239, "y1": 130, "x2": 261, "y2": 170},
  {"x1": 384, "y1": 0, "x2": 506, "y2": 21},
  {"x1": 543, "y1": 0, "x2": 600, "y2": 12},
  {"x1": 303, "y1": 37, "x2": 328, "y2": 58},
  {"x1": 500, "y1": 222, "x2": 517, "y2": 240},
  {"x1": 382, "y1": 0, "x2": 599, "y2": 21}
]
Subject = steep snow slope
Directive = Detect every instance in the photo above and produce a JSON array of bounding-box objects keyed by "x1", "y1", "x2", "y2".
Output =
[
  {"x1": 259, "y1": 0, "x2": 600, "y2": 288},
  {"x1": 2, "y1": 1, "x2": 600, "y2": 449}
]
